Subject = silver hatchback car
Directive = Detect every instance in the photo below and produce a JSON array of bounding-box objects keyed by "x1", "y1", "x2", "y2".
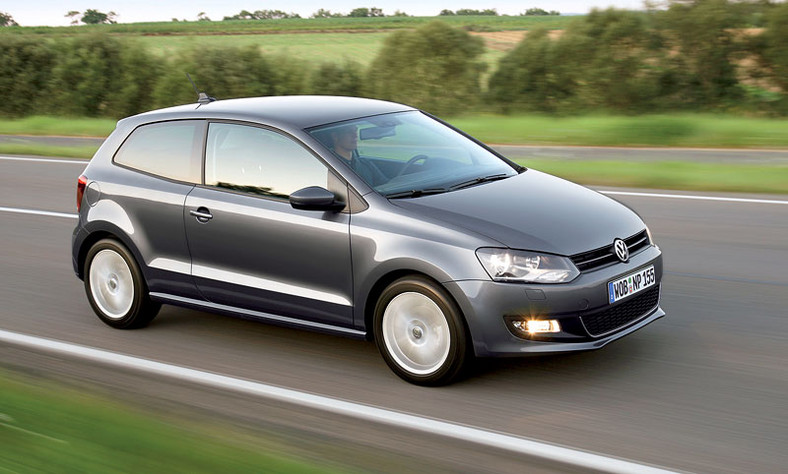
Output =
[{"x1": 72, "y1": 96, "x2": 664, "y2": 385}]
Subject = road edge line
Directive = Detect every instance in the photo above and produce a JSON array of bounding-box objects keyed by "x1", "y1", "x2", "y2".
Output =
[
  {"x1": 0, "y1": 156, "x2": 89, "y2": 165},
  {"x1": 0, "y1": 207, "x2": 78, "y2": 219},
  {"x1": 600, "y1": 190, "x2": 788, "y2": 205}
]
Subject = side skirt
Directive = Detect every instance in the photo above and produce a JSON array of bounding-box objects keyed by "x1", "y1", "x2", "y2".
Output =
[{"x1": 149, "y1": 292, "x2": 368, "y2": 340}]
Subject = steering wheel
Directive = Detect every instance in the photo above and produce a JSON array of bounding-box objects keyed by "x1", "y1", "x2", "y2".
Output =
[{"x1": 396, "y1": 154, "x2": 429, "y2": 177}]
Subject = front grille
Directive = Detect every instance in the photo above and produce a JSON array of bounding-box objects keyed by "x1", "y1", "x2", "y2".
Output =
[
  {"x1": 570, "y1": 230, "x2": 650, "y2": 272},
  {"x1": 581, "y1": 285, "x2": 660, "y2": 337}
]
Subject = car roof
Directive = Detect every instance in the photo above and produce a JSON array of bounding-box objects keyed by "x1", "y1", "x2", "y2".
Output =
[{"x1": 119, "y1": 96, "x2": 415, "y2": 130}]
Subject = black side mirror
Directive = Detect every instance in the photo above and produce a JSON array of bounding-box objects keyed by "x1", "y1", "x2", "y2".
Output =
[{"x1": 289, "y1": 186, "x2": 345, "y2": 212}]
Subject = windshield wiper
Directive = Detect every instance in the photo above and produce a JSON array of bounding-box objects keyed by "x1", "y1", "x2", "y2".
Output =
[
  {"x1": 386, "y1": 188, "x2": 448, "y2": 199},
  {"x1": 448, "y1": 173, "x2": 512, "y2": 191}
]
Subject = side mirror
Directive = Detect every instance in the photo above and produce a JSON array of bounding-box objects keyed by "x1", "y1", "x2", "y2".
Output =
[{"x1": 289, "y1": 186, "x2": 345, "y2": 212}]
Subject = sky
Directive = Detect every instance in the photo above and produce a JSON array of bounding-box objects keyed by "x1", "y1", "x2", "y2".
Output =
[{"x1": 6, "y1": 1, "x2": 648, "y2": 27}]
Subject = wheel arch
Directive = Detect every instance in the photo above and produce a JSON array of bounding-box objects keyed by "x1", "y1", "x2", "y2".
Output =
[
  {"x1": 76, "y1": 224, "x2": 145, "y2": 281},
  {"x1": 362, "y1": 269, "x2": 471, "y2": 344}
]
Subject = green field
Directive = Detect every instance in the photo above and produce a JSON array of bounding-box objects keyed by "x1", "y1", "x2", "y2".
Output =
[
  {"x1": 137, "y1": 32, "x2": 392, "y2": 66},
  {"x1": 0, "y1": 370, "x2": 343, "y2": 473}
]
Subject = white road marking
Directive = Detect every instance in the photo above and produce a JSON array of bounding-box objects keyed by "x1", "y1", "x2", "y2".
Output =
[
  {"x1": 0, "y1": 329, "x2": 675, "y2": 474},
  {"x1": 600, "y1": 190, "x2": 788, "y2": 205},
  {"x1": 0, "y1": 207, "x2": 77, "y2": 219},
  {"x1": 0, "y1": 156, "x2": 88, "y2": 165}
]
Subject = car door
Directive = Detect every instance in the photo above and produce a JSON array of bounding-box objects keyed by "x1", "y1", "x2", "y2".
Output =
[{"x1": 184, "y1": 122, "x2": 354, "y2": 327}]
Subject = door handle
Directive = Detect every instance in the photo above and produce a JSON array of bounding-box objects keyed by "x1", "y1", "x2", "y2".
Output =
[{"x1": 190, "y1": 207, "x2": 213, "y2": 222}]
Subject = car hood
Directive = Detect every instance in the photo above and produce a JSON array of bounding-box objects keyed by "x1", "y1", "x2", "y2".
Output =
[{"x1": 391, "y1": 170, "x2": 645, "y2": 256}]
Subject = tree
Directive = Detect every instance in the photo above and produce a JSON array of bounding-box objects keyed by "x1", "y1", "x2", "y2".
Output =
[
  {"x1": 439, "y1": 9, "x2": 455, "y2": 16},
  {"x1": 197, "y1": 12, "x2": 210, "y2": 21},
  {"x1": 523, "y1": 8, "x2": 550, "y2": 16},
  {"x1": 349, "y1": 8, "x2": 370, "y2": 17},
  {"x1": 311, "y1": 9, "x2": 341, "y2": 18},
  {"x1": 223, "y1": 9, "x2": 299, "y2": 20},
  {"x1": 310, "y1": 61, "x2": 363, "y2": 96},
  {"x1": 65, "y1": 11, "x2": 80, "y2": 25},
  {"x1": 657, "y1": 0, "x2": 745, "y2": 107},
  {"x1": 454, "y1": 8, "x2": 497, "y2": 16},
  {"x1": 391, "y1": 10, "x2": 410, "y2": 17},
  {"x1": 366, "y1": 21, "x2": 486, "y2": 115},
  {"x1": 0, "y1": 36, "x2": 55, "y2": 115},
  {"x1": 757, "y1": 2, "x2": 788, "y2": 99},
  {"x1": 0, "y1": 11, "x2": 19, "y2": 26},
  {"x1": 80, "y1": 9, "x2": 117, "y2": 24}
]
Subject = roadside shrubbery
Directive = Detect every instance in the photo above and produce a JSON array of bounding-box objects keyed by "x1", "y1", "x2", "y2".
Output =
[
  {"x1": 0, "y1": 36, "x2": 56, "y2": 117},
  {"x1": 366, "y1": 21, "x2": 486, "y2": 115},
  {"x1": 1, "y1": 2, "x2": 787, "y2": 119},
  {"x1": 489, "y1": 0, "x2": 787, "y2": 115}
]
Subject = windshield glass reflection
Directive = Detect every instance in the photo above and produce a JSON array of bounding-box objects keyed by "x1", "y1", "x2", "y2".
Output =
[{"x1": 308, "y1": 111, "x2": 520, "y2": 197}]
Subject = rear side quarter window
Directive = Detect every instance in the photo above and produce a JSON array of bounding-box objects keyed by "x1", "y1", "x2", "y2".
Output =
[{"x1": 114, "y1": 120, "x2": 203, "y2": 183}]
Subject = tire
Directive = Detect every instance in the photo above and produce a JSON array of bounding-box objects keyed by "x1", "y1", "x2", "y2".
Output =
[
  {"x1": 374, "y1": 276, "x2": 470, "y2": 386},
  {"x1": 84, "y1": 238, "x2": 160, "y2": 329}
]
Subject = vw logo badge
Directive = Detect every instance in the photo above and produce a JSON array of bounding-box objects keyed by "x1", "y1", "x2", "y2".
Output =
[{"x1": 613, "y1": 238, "x2": 629, "y2": 262}]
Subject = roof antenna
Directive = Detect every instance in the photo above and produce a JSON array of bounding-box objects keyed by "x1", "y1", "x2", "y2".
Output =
[{"x1": 185, "y1": 73, "x2": 216, "y2": 105}]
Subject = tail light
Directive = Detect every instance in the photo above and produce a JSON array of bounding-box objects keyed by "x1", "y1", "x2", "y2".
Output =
[{"x1": 77, "y1": 175, "x2": 88, "y2": 211}]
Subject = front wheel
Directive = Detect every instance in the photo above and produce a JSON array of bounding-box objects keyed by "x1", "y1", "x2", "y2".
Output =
[
  {"x1": 374, "y1": 276, "x2": 470, "y2": 386},
  {"x1": 84, "y1": 238, "x2": 160, "y2": 329}
]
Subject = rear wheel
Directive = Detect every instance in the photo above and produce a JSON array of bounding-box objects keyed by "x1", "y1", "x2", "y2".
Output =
[
  {"x1": 84, "y1": 239, "x2": 160, "y2": 329},
  {"x1": 374, "y1": 276, "x2": 470, "y2": 386}
]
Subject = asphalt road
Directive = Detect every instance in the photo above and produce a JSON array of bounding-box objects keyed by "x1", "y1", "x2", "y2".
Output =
[{"x1": 1, "y1": 157, "x2": 786, "y2": 473}]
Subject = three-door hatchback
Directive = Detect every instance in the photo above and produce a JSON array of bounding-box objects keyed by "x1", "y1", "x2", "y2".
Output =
[{"x1": 72, "y1": 96, "x2": 664, "y2": 385}]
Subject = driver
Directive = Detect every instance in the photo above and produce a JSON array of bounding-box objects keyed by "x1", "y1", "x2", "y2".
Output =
[{"x1": 330, "y1": 125, "x2": 388, "y2": 187}]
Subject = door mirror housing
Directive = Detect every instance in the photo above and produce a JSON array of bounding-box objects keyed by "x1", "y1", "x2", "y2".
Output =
[{"x1": 289, "y1": 186, "x2": 345, "y2": 212}]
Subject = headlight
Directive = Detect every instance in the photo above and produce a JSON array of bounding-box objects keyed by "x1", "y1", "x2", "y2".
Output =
[{"x1": 476, "y1": 248, "x2": 580, "y2": 284}]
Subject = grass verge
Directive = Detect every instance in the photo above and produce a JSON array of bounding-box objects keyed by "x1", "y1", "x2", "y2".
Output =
[
  {"x1": 0, "y1": 369, "x2": 342, "y2": 473},
  {"x1": 451, "y1": 114, "x2": 788, "y2": 148},
  {"x1": 521, "y1": 159, "x2": 788, "y2": 194},
  {"x1": 0, "y1": 116, "x2": 116, "y2": 137},
  {"x1": 0, "y1": 143, "x2": 99, "y2": 159}
]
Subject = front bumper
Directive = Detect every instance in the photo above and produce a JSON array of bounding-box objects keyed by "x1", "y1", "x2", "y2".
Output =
[{"x1": 446, "y1": 245, "x2": 664, "y2": 357}]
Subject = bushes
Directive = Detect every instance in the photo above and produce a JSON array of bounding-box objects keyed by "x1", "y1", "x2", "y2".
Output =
[
  {"x1": 366, "y1": 21, "x2": 486, "y2": 115},
  {"x1": 489, "y1": 10, "x2": 679, "y2": 114},
  {"x1": 46, "y1": 35, "x2": 164, "y2": 117},
  {"x1": 1, "y1": 8, "x2": 787, "y2": 119},
  {"x1": 0, "y1": 35, "x2": 162, "y2": 117},
  {"x1": 309, "y1": 61, "x2": 363, "y2": 96},
  {"x1": 489, "y1": 0, "x2": 785, "y2": 115},
  {"x1": 756, "y1": 2, "x2": 788, "y2": 113},
  {"x1": 0, "y1": 36, "x2": 55, "y2": 116},
  {"x1": 152, "y1": 46, "x2": 279, "y2": 108}
]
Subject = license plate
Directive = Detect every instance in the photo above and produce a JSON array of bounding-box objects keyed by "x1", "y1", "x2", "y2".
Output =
[{"x1": 608, "y1": 266, "x2": 656, "y2": 304}]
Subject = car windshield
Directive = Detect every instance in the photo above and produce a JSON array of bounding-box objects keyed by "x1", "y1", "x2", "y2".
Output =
[{"x1": 308, "y1": 111, "x2": 520, "y2": 198}]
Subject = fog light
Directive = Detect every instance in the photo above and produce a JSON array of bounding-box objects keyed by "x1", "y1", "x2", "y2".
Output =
[{"x1": 513, "y1": 319, "x2": 561, "y2": 335}]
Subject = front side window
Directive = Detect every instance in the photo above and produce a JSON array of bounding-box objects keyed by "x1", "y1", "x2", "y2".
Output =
[
  {"x1": 205, "y1": 123, "x2": 328, "y2": 200},
  {"x1": 308, "y1": 111, "x2": 519, "y2": 197},
  {"x1": 114, "y1": 120, "x2": 202, "y2": 183}
]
